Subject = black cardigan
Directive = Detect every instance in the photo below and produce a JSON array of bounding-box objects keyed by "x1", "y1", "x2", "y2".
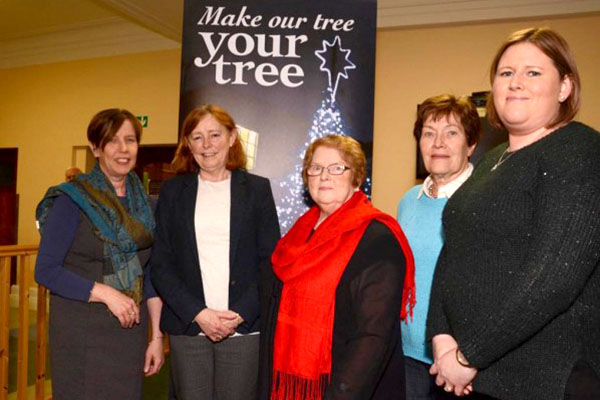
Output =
[
  {"x1": 260, "y1": 221, "x2": 407, "y2": 400},
  {"x1": 427, "y1": 122, "x2": 600, "y2": 400},
  {"x1": 150, "y1": 169, "x2": 280, "y2": 335}
]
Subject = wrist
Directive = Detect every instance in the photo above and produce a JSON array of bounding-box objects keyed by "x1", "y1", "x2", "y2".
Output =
[
  {"x1": 432, "y1": 334, "x2": 458, "y2": 360},
  {"x1": 195, "y1": 308, "x2": 207, "y2": 319},
  {"x1": 194, "y1": 308, "x2": 209, "y2": 327},
  {"x1": 88, "y1": 281, "x2": 97, "y2": 302},
  {"x1": 89, "y1": 281, "x2": 106, "y2": 303},
  {"x1": 456, "y1": 348, "x2": 472, "y2": 368}
]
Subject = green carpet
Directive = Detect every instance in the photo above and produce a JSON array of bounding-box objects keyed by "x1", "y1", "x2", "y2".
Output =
[
  {"x1": 142, "y1": 357, "x2": 170, "y2": 399},
  {"x1": 7, "y1": 324, "x2": 49, "y2": 393}
]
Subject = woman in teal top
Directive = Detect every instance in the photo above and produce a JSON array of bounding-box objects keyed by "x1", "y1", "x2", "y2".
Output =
[{"x1": 397, "y1": 94, "x2": 480, "y2": 400}]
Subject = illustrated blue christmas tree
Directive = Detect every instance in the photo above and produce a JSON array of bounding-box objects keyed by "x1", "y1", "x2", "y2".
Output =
[{"x1": 277, "y1": 36, "x2": 371, "y2": 232}]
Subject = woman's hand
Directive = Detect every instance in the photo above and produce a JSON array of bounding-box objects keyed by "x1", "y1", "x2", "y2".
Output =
[
  {"x1": 430, "y1": 348, "x2": 477, "y2": 396},
  {"x1": 430, "y1": 334, "x2": 475, "y2": 396},
  {"x1": 145, "y1": 297, "x2": 164, "y2": 376},
  {"x1": 89, "y1": 282, "x2": 139, "y2": 328},
  {"x1": 221, "y1": 312, "x2": 244, "y2": 332},
  {"x1": 194, "y1": 308, "x2": 235, "y2": 342},
  {"x1": 143, "y1": 337, "x2": 165, "y2": 376},
  {"x1": 432, "y1": 334, "x2": 458, "y2": 361}
]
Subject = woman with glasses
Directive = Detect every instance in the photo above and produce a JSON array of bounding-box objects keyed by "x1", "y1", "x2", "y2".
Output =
[
  {"x1": 151, "y1": 105, "x2": 280, "y2": 400},
  {"x1": 260, "y1": 135, "x2": 415, "y2": 400}
]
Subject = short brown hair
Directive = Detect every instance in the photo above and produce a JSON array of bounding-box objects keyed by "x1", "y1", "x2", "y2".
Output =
[
  {"x1": 87, "y1": 109, "x2": 142, "y2": 150},
  {"x1": 302, "y1": 135, "x2": 366, "y2": 187},
  {"x1": 413, "y1": 94, "x2": 481, "y2": 147},
  {"x1": 486, "y1": 27, "x2": 581, "y2": 130},
  {"x1": 172, "y1": 105, "x2": 247, "y2": 174}
]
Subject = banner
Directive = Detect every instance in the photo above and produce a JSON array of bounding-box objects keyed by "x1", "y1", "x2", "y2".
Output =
[{"x1": 180, "y1": 0, "x2": 377, "y2": 231}]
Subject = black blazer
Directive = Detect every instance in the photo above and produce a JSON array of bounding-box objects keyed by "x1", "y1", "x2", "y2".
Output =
[{"x1": 150, "y1": 169, "x2": 280, "y2": 336}]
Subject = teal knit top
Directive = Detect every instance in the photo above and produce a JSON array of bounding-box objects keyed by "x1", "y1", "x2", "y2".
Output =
[{"x1": 397, "y1": 185, "x2": 447, "y2": 364}]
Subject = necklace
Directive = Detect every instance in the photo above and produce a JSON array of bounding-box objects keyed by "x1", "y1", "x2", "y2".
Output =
[
  {"x1": 491, "y1": 147, "x2": 514, "y2": 171},
  {"x1": 426, "y1": 181, "x2": 437, "y2": 198}
]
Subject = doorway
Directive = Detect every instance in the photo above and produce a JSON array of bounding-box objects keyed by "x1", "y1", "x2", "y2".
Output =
[{"x1": 0, "y1": 148, "x2": 18, "y2": 245}]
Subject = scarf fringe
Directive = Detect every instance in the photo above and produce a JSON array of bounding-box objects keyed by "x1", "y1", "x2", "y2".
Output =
[
  {"x1": 271, "y1": 371, "x2": 330, "y2": 400},
  {"x1": 402, "y1": 282, "x2": 416, "y2": 322}
]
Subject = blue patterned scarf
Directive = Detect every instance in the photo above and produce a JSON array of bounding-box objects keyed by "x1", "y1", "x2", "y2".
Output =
[{"x1": 36, "y1": 163, "x2": 155, "y2": 303}]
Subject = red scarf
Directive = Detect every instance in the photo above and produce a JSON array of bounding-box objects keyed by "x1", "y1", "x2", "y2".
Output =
[{"x1": 270, "y1": 191, "x2": 415, "y2": 400}]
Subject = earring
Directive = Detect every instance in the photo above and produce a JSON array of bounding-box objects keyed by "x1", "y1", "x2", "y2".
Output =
[{"x1": 559, "y1": 95, "x2": 565, "y2": 101}]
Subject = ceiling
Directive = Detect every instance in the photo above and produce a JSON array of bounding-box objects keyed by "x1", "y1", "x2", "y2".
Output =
[{"x1": 1, "y1": 0, "x2": 599, "y2": 69}]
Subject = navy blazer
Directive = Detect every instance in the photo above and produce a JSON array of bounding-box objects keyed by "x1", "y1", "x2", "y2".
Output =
[{"x1": 150, "y1": 169, "x2": 281, "y2": 336}]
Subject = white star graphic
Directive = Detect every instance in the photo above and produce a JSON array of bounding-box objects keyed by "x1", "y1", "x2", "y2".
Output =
[{"x1": 314, "y1": 36, "x2": 356, "y2": 103}]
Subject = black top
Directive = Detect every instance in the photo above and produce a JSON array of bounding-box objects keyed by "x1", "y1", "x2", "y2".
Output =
[
  {"x1": 427, "y1": 122, "x2": 600, "y2": 400},
  {"x1": 260, "y1": 221, "x2": 406, "y2": 400},
  {"x1": 150, "y1": 169, "x2": 281, "y2": 335}
]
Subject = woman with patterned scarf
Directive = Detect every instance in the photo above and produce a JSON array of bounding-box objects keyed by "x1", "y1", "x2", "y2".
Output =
[
  {"x1": 260, "y1": 135, "x2": 415, "y2": 400},
  {"x1": 35, "y1": 109, "x2": 164, "y2": 400}
]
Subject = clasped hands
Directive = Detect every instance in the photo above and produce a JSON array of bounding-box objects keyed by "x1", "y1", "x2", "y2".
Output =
[
  {"x1": 194, "y1": 308, "x2": 244, "y2": 342},
  {"x1": 430, "y1": 334, "x2": 478, "y2": 397}
]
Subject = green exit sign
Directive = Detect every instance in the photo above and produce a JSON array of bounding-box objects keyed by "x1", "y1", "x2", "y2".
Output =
[{"x1": 137, "y1": 115, "x2": 148, "y2": 128}]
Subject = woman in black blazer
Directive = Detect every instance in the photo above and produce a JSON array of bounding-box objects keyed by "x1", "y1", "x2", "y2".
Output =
[{"x1": 151, "y1": 105, "x2": 280, "y2": 400}]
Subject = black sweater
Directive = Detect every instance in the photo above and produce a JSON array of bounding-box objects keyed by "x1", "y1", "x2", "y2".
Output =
[{"x1": 427, "y1": 122, "x2": 600, "y2": 400}]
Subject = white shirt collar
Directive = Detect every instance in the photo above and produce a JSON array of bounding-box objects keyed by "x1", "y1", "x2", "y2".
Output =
[{"x1": 417, "y1": 163, "x2": 474, "y2": 199}]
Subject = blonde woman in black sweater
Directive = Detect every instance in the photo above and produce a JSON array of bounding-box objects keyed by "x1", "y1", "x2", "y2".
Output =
[{"x1": 427, "y1": 28, "x2": 600, "y2": 400}]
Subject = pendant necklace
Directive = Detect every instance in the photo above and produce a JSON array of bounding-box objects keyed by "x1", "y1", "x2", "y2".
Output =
[
  {"x1": 427, "y1": 181, "x2": 437, "y2": 198},
  {"x1": 491, "y1": 147, "x2": 514, "y2": 171}
]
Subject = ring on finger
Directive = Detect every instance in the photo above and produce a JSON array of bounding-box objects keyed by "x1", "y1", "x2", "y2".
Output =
[{"x1": 444, "y1": 386, "x2": 453, "y2": 392}]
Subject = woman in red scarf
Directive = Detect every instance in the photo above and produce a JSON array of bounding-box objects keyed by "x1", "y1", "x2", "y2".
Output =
[{"x1": 260, "y1": 135, "x2": 415, "y2": 400}]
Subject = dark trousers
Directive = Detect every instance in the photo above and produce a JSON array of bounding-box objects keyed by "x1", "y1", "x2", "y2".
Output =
[
  {"x1": 404, "y1": 356, "x2": 454, "y2": 400},
  {"x1": 564, "y1": 360, "x2": 600, "y2": 400},
  {"x1": 170, "y1": 334, "x2": 260, "y2": 400}
]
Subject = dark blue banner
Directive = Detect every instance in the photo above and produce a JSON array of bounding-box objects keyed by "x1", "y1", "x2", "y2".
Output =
[{"x1": 180, "y1": 0, "x2": 377, "y2": 231}]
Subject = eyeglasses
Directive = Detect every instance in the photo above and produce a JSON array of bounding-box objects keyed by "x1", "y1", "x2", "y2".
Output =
[{"x1": 306, "y1": 164, "x2": 351, "y2": 176}]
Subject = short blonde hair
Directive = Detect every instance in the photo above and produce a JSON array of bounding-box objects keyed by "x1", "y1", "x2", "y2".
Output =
[{"x1": 302, "y1": 135, "x2": 366, "y2": 187}]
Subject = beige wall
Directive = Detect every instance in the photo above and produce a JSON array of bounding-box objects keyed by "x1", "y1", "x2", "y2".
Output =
[
  {"x1": 1, "y1": 13, "x2": 599, "y2": 244},
  {"x1": 373, "y1": 13, "x2": 600, "y2": 215},
  {"x1": 0, "y1": 49, "x2": 181, "y2": 244}
]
